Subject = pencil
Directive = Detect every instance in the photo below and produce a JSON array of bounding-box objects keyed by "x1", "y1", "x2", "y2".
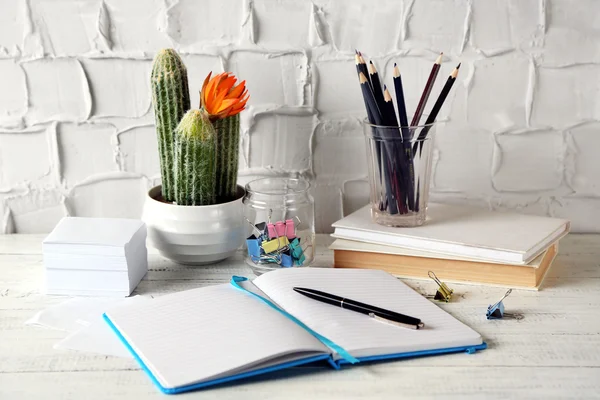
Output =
[
  {"x1": 410, "y1": 53, "x2": 442, "y2": 127},
  {"x1": 356, "y1": 56, "x2": 376, "y2": 125},
  {"x1": 357, "y1": 51, "x2": 370, "y2": 86},
  {"x1": 360, "y1": 73, "x2": 398, "y2": 214},
  {"x1": 392, "y1": 66, "x2": 416, "y2": 211},
  {"x1": 415, "y1": 178, "x2": 420, "y2": 212},
  {"x1": 393, "y1": 63, "x2": 410, "y2": 138},
  {"x1": 354, "y1": 51, "x2": 363, "y2": 77},
  {"x1": 413, "y1": 63, "x2": 460, "y2": 155},
  {"x1": 359, "y1": 72, "x2": 382, "y2": 125},
  {"x1": 382, "y1": 86, "x2": 398, "y2": 126},
  {"x1": 356, "y1": 61, "x2": 385, "y2": 209},
  {"x1": 384, "y1": 86, "x2": 409, "y2": 214},
  {"x1": 369, "y1": 61, "x2": 386, "y2": 113}
]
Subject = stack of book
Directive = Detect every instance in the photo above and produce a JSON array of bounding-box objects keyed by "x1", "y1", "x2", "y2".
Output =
[
  {"x1": 330, "y1": 203, "x2": 570, "y2": 290},
  {"x1": 43, "y1": 217, "x2": 148, "y2": 297}
]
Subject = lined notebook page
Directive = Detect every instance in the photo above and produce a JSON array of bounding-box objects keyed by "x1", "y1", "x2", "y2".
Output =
[
  {"x1": 254, "y1": 268, "x2": 483, "y2": 359},
  {"x1": 105, "y1": 283, "x2": 328, "y2": 389}
]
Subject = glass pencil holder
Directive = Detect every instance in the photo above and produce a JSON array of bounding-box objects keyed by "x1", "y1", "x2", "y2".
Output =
[
  {"x1": 362, "y1": 120, "x2": 437, "y2": 227},
  {"x1": 242, "y1": 177, "x2": 315, "y2": 275}
]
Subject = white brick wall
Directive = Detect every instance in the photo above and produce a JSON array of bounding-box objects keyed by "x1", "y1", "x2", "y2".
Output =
[{"x1": 0, "y1": 0, "x2": 599, "y2": 234}]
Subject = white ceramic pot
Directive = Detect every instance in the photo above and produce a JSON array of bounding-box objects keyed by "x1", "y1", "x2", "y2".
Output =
[{"x1": 142, "y1": 185, "x2": 245, "y2": 265}]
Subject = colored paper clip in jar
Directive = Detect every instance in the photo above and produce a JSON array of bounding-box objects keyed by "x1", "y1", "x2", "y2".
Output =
[
  {"x1": 255, "y1": 222, "x2": 267, "y2": 237},
  {"x1": 275, "y1": 221, "x2": 286, "y2": 237},
  {"x1": 246, "y1": 236, "x2": 262, "y2": 258},
  {"x1": 427, "y1": 271, "x2": 454, "y2": 302},
  {"x1": 486, "y1": 289, "x2": 523, "y2": 320},
  {"x1": 244, "y1": 218, "x2": 264, "y2": 258},
  {"x1": 267, "y1": 223, "x2": 277, "y2": 239},
  {"x1": 284, "y1": 219, "x2": 295, "y2": 239},
  {"x1": 261, "y1": 236, "x2": 290, "y2": 254},
  {"x1": 280, "y1": 251, "x2": 293, "y2": 267},
  {"x1": 289, "y1": 238, "x2": 306, "y2": 266}
]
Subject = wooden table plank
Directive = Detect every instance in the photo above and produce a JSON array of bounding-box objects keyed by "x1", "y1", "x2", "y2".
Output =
[
  {"x1": 0, "y1": 234, "x2": 599, "y2": 399},
  {"x1": 1, "y1": 367, "x2": 599, "y2": 400}
]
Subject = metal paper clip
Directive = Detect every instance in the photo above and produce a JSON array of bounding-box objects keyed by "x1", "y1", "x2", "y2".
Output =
[
  {"x1": 255, "y1": 254, "x2": 281, "y2": 264},
  {"x1": 244, "y1": 218, "x2": 263, "y2": 237},
  {"x1": 244, "y1": 218, "x2": 264, "y2": 258},
  {"x1": 486, "y1": 289, "x2": 523, "y2": 320},
  {"x1": 427, "y1": 271, "x2": 454, "y2": 302}
]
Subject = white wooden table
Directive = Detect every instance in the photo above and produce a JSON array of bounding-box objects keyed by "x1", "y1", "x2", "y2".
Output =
[{"x1": 1, "y1": 234, "x2": 599, "y2": 399}]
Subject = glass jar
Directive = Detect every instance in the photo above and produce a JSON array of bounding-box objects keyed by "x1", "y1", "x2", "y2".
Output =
[
  {"x1": 362, "y1": 120, "x2": 437, "y2": 227},
  {"x1": 242, "y1": 177, "x2": 315, "y2": 275}
]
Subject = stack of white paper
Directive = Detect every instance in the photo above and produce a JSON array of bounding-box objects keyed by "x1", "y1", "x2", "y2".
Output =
[
  {"x1": 332, "y1": 204, "x2": 570, "y2": 264},
  {"x1": 43, "y1": 217, "x2": 148, "y2": 297}
]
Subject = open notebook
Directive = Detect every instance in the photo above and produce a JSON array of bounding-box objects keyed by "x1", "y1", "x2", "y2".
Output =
[{"x1": 103, "y1": 268, "x2": 486, "y2": 394}]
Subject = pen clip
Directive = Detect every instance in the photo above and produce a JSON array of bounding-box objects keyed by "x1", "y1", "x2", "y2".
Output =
[{"x1": 368, "y1": 312, "x2": 423, "y2": 330}]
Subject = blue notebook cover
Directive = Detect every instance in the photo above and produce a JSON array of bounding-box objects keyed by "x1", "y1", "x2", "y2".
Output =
[
  {"x1": 103, "y1": 275, "x2": 487, "y2": 395},
  {"x1": 104, "y1": 313, "x2": 485, "y2": 394}
]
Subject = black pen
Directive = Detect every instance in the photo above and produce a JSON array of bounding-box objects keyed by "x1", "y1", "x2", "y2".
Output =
[{"x1": 293, "y1": 287, "x2": 424, "y2": 330}]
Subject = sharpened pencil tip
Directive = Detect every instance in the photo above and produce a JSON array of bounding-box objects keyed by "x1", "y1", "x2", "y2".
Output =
[
  {"x1": 456, "y1": 62, "x2": 461, "y2": 69},
  {"x1": 369, "y1": 61, "x2": 377, "y2": 75},
  {"x1": 451, "y1": 64, "x2": 460, "y2": 79},
  {"x1": 359, "y1": 72, "x2": 368, "y2": 84},
  {"x1": 393, "y1": 64, "x2": 400, "y2": 78},
  {"x1": 435, "y1": 53, "x2": 443, "y2": 64},
  {"x1": 383, "y1": 87, "x2": 392, "y2": 102}
]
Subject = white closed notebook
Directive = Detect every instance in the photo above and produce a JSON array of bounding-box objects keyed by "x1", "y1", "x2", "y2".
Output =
[
  {"x1": 104, "y1": 268, "x2": 485, "y2": 394},
  {"x1": 332, "y1": 204, "x2": 570, "y2": 264},
  {"x1": 42, "y1": 217, "x2": 148, "y2": 296},
  {"x1": 43, "y1": 217, "x2": 146, "y2": 256}
]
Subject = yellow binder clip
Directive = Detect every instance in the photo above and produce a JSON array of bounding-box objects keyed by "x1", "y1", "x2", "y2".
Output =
[
  {"x1": 427, "y1": 271, "x2": 453, "y2": 302},
  {"x1": 261, "y1": 236, "x2": 289, "y2": 254}
]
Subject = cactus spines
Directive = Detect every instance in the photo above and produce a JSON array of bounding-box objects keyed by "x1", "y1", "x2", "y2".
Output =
[
  {"x1": 151, "y1": 48, "x2": 190, "y2": 202},
  {"x1": 150, "y1": 49, "x2": 248, "y2": 206},
  {"x1": 173, "y1": 110, "x2": 217, "y2": 206},
  {"x1": 213, "y1": 114, "x2": 240, "y2": 201}
]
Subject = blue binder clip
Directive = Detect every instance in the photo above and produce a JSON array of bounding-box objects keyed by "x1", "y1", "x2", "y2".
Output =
[
  {"x1": 246, "y1": 235, "x2": 262, "y2": 258},
  {"x1": 486, "y1": 289, "x2": 523, "y2": 320},
  {"x1": 281, "y1": 251, "x2": 293, "y2": 268}
]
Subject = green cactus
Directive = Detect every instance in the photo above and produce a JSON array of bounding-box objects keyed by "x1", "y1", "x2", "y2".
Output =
[
  {"x1": 213, "y1": 114, "x2": 240, "y2": 201},
  {"x1": 173, "y1": 110, "x2": 217, "y2": 206},
  {"x1": 151, "y1": 48, "x2": 191, "y2": 202}
]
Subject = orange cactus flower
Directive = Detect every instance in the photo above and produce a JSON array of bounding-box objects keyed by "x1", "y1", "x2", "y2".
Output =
[{"x1": 200, "y1": 72, "x2": 249, "y2": 120}]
